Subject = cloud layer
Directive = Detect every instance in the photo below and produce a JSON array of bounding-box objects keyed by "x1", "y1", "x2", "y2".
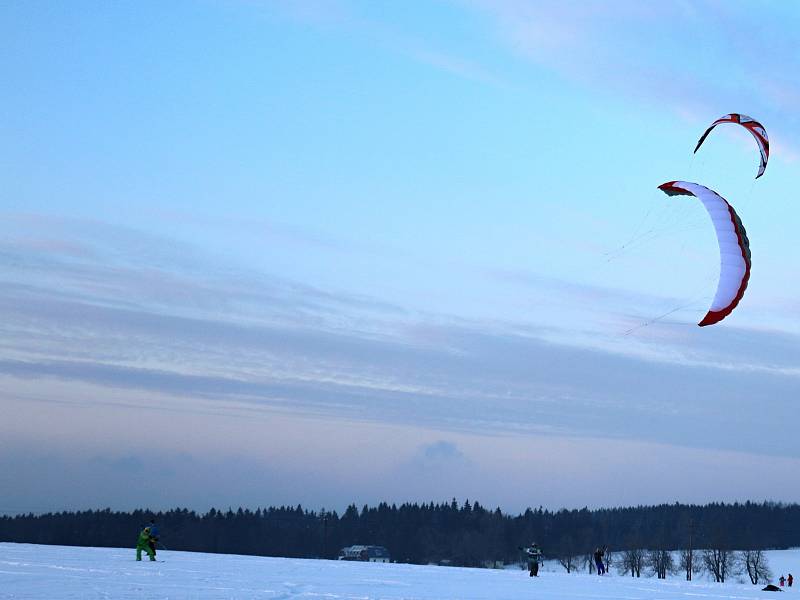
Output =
[{"x1": 3, "y1": 215, "x2": 798, "y2": 463}]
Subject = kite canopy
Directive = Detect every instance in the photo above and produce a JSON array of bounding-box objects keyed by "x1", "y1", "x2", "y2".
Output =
[
  {"x1": 694, "y1": 113, "x2": 769, "y2": 178},
  {"x1": 657, "y1": 181, "x2": 751, "y2": 327}
]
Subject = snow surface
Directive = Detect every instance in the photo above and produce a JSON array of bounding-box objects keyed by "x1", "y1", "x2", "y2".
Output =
[{"x1": 2, "y1": 543, "x2": 800, "y2": 599}]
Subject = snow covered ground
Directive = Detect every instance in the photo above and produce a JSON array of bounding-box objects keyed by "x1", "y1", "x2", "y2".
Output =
[{"x1": 2, "y1": 543, "x2": 800, "y2": 599}]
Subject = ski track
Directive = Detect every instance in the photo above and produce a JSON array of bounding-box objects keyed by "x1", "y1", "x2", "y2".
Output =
[{"x1": 1, "y1": 543, "x2": 799, "y2": 599}]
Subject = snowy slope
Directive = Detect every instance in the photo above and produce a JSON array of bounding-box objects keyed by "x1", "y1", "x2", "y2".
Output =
[{"x1": 2, "y1": 542, "x2": 800, "y2": 599}]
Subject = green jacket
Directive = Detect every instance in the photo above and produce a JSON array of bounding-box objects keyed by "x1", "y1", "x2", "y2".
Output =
[{"x1": 137, "y1": 528, "x2": 153, "y2": 547}]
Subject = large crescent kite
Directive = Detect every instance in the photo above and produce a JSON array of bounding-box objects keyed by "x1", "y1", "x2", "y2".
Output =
[
  {"x1": 694, "y1": 114, "x2": 769, "y2": 178},
  {"x1": 658, "y1": 181, "x2": 751, "y2": 327}
]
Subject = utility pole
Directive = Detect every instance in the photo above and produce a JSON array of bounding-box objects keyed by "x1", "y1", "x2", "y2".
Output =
[
  {"x1": 687, "y1": 518, "x2": 693, "y2": 581},
  {"x1": 322, "y1": 511, "x2": 329, "y2": 559}
]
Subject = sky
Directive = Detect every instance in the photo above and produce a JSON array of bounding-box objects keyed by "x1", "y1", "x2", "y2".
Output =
[{"x1": 2, "y1": 0, "x2": 800, "y2": 515}]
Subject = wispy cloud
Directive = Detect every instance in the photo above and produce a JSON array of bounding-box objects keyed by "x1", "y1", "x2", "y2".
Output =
[
  {"x1": 467, "y1": 0, "x2": 800, "y2": 156},
  {"x1": 266, "y1": 0, "x2": 505, "y2": 87}
]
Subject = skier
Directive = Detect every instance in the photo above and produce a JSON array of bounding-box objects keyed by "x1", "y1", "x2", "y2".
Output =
[
  {"x1": 136, "y1": 526, "x2": 156, "y2": 561},
  {"x1": 519, "y1": 542, "x2": 543, "y2": 577},
  {"x1": 789, "y1": 574, "x2": 794, "y2": 587},
  {"x1": 594, "y1": 547, "x2": 605, "y2": 575},
  {"x1": 780, "y1": 575, "x2": 786, "y2": 587}
]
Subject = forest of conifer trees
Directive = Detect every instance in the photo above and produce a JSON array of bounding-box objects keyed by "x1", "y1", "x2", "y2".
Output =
[{"x1": 2, "y1": 500, "x2": 798, "y2": 568}]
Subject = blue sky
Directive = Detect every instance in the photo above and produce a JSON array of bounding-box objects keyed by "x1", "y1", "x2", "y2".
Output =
[{"x1": 2, "y1": 0, "x2": 800, "y2": 514}]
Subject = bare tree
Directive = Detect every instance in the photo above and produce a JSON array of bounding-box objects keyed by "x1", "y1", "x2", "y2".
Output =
[
  {"x1": 678, "y1": 514, "x2": 696, "y2": 581},
  {"x1": 619, "y1": 548, "x2": 645, "y2": 577},
  {"x1": 558, "y1": 553, "x2": 577, "y2": 573},
  {"x1": 739, "y1": 550, "x2": 772, "y2": 585},
  {"x1": 648, "y1": 549, "x2": 675, "y2": 579},
  {"x1": 556, "y1": 535, "x2": 577, "y2": 573},
  {"x1": 583, "y1": 552, "x2": 595, "y2": 574},
  {"x1": 703, "y1": 548, "x2": 734, "y2": 583},
  {"x1": 604, "y1": 549, "x2": 614, "y2": 574},
  {"x1": 679, "y1": 547, "x2": 699, "y2": 582}
]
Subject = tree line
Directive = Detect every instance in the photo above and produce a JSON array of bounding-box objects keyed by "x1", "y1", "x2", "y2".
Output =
[
  {"x1": 1, "y1": 500, "x2": 798, "y2": 572},
  {"x1": 578, "y1": 546, "x2": 774, "y2": 585}
]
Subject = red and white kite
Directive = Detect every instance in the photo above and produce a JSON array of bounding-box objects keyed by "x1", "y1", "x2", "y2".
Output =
[
  {"x1": 694, "y1": 114, "x2": 769, "y2": 178},
  {"x1": 658, "y1": 181, "x2": 751, "y2": 327}
]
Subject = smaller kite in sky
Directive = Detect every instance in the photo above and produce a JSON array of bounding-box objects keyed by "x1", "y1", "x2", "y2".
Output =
[
  {"x1": 658, "y1": 181, "x2": 751, "y2": 327},
  {"x1": 694, "y1": 114, "x2": 769, "y2": 179}
]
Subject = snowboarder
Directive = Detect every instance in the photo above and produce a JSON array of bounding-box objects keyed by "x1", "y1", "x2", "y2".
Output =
[
  {"x1": 780, "y1": 575, "x2": 786, "y2": 587},
  {"x1": 594, "y1": 547, "x2": 606, "y2": 575},
  {"x1": 519, "y1": 542, "x2": 543, "y2": 577},
  {"x1": 789, "y1": 574, "x2": 794, "y2": 587},
  {"x1": 136, "y1": 526, "x2": 156, "y2": 561}
]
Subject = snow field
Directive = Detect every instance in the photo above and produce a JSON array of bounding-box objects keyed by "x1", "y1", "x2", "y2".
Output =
[{"x1": 2, "y1": 543, "x2": 800, "y2": 599}]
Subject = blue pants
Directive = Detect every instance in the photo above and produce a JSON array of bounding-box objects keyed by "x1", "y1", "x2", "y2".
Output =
[{"x1": 595, "y1": 559, "x2": 605, "y2": 574}]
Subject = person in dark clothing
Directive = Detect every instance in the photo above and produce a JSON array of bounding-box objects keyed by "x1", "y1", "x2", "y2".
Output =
[
  {"x1": 594, "y1": 547, "x2": 605, "y2": 575},
  {"x1": 146, "y1": 519, "x2": 160, "y2": 558},
  {"x1": 519, "y1": 543, "x2": 543, "y2": 577},
  {"x1": 789, "y1": 574, "x2": 794, "y2": 587},
  {"x1": 780, "y1": 575, "x2": 786, "y2": 587}
]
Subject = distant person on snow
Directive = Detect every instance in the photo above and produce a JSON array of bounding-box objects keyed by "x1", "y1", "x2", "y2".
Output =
[
  {"x1": 136, "y1": 526, "x2": 156, "y2": 561},
  {"x1": 780, "y1": 575, "x2": 786, "y2": 587},
  {"x1": 519, "y1": 542, "x2": 543, "y2": 577},
  {"x1": 146, "y1": 519, "x2": 160, "y2": 557},
  {"x1": 594, "y1": 547, "x2": 605, "y2": 575},
  {"x1": 789, "y1": 574, "x2": 794, "y2": 587}
]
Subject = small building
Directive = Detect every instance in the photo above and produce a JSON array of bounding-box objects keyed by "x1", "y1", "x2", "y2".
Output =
[{"x1": 338, "y1": 545, "x2": 391, "y2": 563}]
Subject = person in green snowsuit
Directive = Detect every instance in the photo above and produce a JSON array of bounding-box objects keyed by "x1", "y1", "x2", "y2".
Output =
[{"x1": 136, "y1": 526, "x2": 156, "y2": 561}]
